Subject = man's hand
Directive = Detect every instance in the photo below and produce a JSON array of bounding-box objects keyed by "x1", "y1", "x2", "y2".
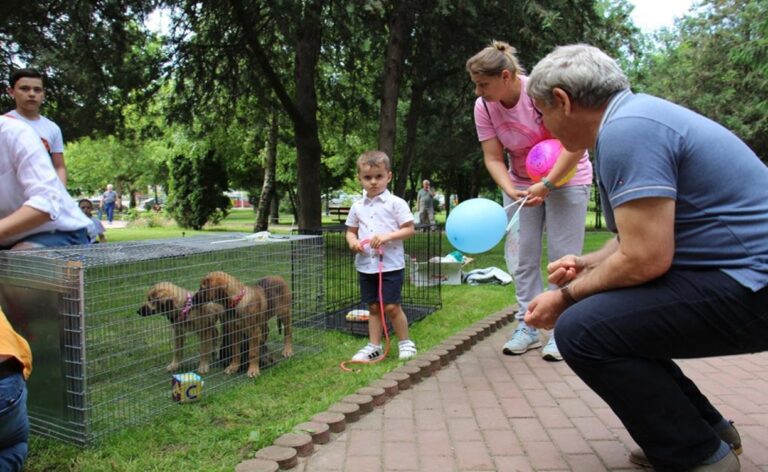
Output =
[
  {"x1": 547, "y1": 255, "x2": 584, "y2": 286},
  {"x1": 524, "y1": 290, "x2": 570, "y2": 330}
]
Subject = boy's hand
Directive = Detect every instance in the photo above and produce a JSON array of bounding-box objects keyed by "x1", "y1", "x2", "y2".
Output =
[
  {"x1": 348, "y1": 238, "x2": 364, "y2": 253},
  {"x1": 368, "y1": 234, "x2": 391, "y2": 249}
]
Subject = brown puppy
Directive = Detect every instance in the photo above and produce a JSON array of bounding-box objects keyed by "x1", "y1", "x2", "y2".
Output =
[
  {"x1": 256, "y1": 275, "x2": 293, "y2": 359},
  {"x1": 137, "y1": 282, "x2": 224, "y2": 374},
  {"x1": 192, "y1": 271, "x2": 268, "y2": 377}
]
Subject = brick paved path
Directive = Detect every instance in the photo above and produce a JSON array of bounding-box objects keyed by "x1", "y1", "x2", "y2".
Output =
[{"x1": 297, "y1": 327, "x2": 768, "y2": 471}]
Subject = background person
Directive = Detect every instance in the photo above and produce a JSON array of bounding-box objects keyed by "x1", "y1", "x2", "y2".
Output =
[
  {"x1": 0, "y1": 116, "x2": 90, "y2": 250},
  {"x1": 5, "y1": 68, "x2": 67, "y2": 185},
  {"x1": 100, "y1": 184, "x2": 118, "y2": 224},
  {"x1": 416, "y1": 179, "x2": 436, "y2": 225},
  {"x1": 466, "y1": 40, "x2": 592, "y2": 361},
  {"x1": 346, "y1": 150, "x2": 417, "y2": 362},
  {"x1": 78, "y1": 199, "x2": 106, "y2": 243},
  {"x1": 0, "y1": 307, "x2": 33, "y2": 472},
  {"x1": 524, "y1": 44, "x2": 768, "y2": 471}
]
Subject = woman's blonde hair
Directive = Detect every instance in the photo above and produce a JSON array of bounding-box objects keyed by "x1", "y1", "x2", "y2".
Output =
[{"x1": 466, "y1": 40, "x2": 526, "y2": 77}]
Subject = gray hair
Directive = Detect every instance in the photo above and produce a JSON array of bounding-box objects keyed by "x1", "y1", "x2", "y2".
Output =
[{"x1": 527, "y1": 44, "x2": 630, "y2": 108}]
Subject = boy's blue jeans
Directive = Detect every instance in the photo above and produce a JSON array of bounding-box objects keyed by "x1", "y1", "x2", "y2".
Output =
[
  {"x1": 0, "y1": 373, "x2": 29, "y2": 472},
  {"x1": 555, "y1": 269, "x2": 768, "y2": 471}
]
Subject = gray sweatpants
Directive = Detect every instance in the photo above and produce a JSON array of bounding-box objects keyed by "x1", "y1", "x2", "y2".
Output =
[{"x1": 503, "y1": 185, "x2": 590, "y2": 321}]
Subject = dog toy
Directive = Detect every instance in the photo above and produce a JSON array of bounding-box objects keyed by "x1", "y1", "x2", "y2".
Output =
[
  {"x1": 525, "y1": 138, "x2": 575, "y2": 185},
  {"x1": 446, "y1": 198, "x2": 507, "y2": 254},
  {"x1": 345, "y1": 309, "x2": 369, "y2": 322},
  {"x1": 171, "y1": 372, "x2": 204, "y2": 403}
]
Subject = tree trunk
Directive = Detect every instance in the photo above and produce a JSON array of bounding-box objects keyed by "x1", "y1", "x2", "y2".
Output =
[
  {"x1": 394, "y1": 83, "x2": 424, "y2": 196},
  {"x1": 229, "y1": 0, "x2": 323, "y2": 230},
  {"x1": 270, "y1": 192, "x2": 279, "y2": 225},
  {"x1": 294, "y1": 0, "x2": 323, "y2": 229},
  {"x1": 377, "y1": 1, "x2": 413, "y2": 169},
  {"x1": 254, "y1": 112, "x2": 278, "y2": 232}
]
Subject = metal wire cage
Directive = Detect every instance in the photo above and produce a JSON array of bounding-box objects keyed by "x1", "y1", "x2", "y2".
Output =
[
  {"x1": 0, "y1": 233, "x2": 324, "y2": 445},
  {"x1": 299, "y1": 224, "x2": 443, "y2": 336}
]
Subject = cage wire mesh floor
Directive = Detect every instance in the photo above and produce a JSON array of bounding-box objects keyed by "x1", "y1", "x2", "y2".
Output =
[
  {"x1": 0, "y1": 233, "x2": 324, "y2": 445},
  {"x1": 300, "y1": 224, "x2": 443, "y2": 336}
]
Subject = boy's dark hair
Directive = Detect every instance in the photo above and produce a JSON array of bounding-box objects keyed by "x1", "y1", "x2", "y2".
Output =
[
  {"x1": 78, "y1": 198, "x2": 93, "y2": 207},
  {"x1": 357, "y1": 150, "x2": 391, "y2": 171},
  {"x1": 10, "y1": 68, "x2": 44, "y2": 88}
]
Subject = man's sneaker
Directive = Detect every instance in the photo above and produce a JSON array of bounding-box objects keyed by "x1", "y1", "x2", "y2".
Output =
[
  {"x1": 398, "y1": 340, "x2": 417, "y2": 360},
  {"x1": 502, "y1": 322, "x2": 541, "y2": 355},
  {"x1": 352, "y1": 343, "x2": 383, "y2": 362},
  {"x1": 629, "y1": 421, "x2": 742, "y2": 468},
  {"x1": 541, "y1": 336, "x2": 563, "y2": 362}
]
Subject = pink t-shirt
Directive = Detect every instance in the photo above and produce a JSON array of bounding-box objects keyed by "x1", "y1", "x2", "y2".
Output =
[{"x1": 473, "y1": 75, "x2": 592, "y2": 187}]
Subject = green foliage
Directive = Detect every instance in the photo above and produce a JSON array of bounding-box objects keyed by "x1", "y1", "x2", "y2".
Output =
[
  {"x1": 167, "y1": 150, "x2": 232, "y2": 230},
  {"x1": 633, "y1": 0, "x2": 768, "y2": 160}
]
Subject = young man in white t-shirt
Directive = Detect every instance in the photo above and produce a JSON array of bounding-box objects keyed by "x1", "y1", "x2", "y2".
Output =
[{"x1": 6, "y1": 68, "x2": 67, "y2": 185}]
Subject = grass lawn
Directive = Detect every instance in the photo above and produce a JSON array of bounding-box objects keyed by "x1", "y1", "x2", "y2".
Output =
[{"x1": 24, "y1": 211, "x2": 613, "y2": 472}]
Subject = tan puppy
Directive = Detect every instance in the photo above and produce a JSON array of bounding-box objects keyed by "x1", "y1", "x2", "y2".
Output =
[
  {"x1": 256, "y1": 275, "x2": 293, "y2": 359},
  {"x1": 192, "y1": 271, "x2": 268, "y2": 377},
  {"x1": 137, "y1": 282, "x2": 224, "y2": 374}
]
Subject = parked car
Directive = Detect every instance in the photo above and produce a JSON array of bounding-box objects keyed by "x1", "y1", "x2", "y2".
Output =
[{"x1": 141, "y1": 197, "x2": 164, "y2": 211}]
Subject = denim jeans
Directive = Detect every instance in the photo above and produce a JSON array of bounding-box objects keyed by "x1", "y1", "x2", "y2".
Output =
[
  {"x1": 104, "y1": 202, "x2": 116, "y2": 223},
  {"x1": 555, "y1": 269, "x2": 768, "y2": 471},
  {"x1": 0, "y1": 373, "x2": 29, "y2": 472}
]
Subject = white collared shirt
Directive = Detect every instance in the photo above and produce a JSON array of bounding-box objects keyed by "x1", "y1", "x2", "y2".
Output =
[
  {"x1": 0, "y1": 117, "x2": 90, "y2": 247},
  {"x1": 345, "y1": 190, "x2": 414, "y2": 274}
]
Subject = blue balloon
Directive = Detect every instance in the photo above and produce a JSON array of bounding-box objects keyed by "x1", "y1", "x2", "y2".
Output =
[{"x1": 446, "y1": 198, "x2": 508, "y2": 254}]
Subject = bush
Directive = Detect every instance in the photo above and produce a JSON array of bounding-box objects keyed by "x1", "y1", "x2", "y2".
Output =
[{"x1": 167, "y1": 150, "x2": 231, "y2": 230}]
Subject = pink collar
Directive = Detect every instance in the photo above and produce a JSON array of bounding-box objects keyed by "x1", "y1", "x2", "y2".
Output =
[
  {"x1": 229, "y1": 288, "x2": 246, "y2": 309},
  {"x1": 179, "y1": 293, "x2": 193, "y2": 321}
]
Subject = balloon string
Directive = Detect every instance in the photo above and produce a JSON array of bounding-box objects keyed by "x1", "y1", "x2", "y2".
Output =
[
  {"x1": 505, "y1": 195, "x2": 529, "y2": 232},
  {"x1": 502, "y1": 196, "x2": 527, "y2": 211}
]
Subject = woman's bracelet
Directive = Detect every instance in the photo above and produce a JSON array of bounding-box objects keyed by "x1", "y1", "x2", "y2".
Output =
[{"x1": 541, "y1": 177, "x2": 556, "y2": 191}]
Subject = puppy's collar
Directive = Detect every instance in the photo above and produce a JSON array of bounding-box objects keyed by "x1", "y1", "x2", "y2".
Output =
[
  {"x1": 179, "y1": 293, "x2": 193, "y2": 321},
  {"x1": 229, "y1": 288, "x2": 246, "y2": 308}
]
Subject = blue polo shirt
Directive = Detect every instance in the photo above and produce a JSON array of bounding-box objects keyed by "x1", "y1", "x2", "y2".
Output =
[{"x1": 597, "y1": 92, "x2": 768, "y2": 291}]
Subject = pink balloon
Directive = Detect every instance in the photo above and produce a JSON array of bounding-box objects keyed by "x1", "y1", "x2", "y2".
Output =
[{"x1": 525, "y1": 139, "x2": 563, "y2": 182}]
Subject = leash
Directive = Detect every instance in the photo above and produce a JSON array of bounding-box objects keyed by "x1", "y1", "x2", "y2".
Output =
[{"x1": 340, "y1": 239, "x2": 391, "y2": 372}]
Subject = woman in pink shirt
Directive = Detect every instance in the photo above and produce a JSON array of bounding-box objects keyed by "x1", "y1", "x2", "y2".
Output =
[{"x1": 466, "y1": 41, "x2": 592, "y2": 361}]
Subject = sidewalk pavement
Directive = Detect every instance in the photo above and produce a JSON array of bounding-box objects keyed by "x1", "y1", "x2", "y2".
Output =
[
  {"x1": 102, "y1": 220, "x2": 128, "y2": 229},
  {"x1": 296, "y1": 319, "x2": 768, "y2": 471}
]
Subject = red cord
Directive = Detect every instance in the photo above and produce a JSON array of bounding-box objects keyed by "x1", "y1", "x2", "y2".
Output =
[{"x1": 340, "y1": 239, "x2": 390, "y2": 372}]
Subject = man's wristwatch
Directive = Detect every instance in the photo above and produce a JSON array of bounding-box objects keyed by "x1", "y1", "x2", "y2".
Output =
[{"x1": 560, "y1": 284, "x2": 578, "y2": 306}]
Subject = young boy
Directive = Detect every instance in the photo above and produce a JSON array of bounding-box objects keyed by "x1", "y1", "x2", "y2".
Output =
[
  {"x1": 345, "y1": 150, "x2": 417, "y2": 361},
  {"x1": 78, "y1": 199, "x2": 107, "y2": 243},
  {"x1": 6, "y1": 68, "x2": 67, "y2": 185}
]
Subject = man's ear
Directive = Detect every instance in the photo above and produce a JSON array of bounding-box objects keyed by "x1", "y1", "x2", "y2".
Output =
[{"x1": 552, "y1": 87, "x2": 572, "y2": 115}]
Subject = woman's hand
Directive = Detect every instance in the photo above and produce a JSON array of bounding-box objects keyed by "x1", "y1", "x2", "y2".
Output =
[{"x1": 527, "y1": 182, "x2": 550, "y2": 199}]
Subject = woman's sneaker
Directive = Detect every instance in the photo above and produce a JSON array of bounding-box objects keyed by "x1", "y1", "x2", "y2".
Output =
[
  {"x1": 502, "y1": 322, "x2": 542, "y2": 355},
  {"x1": 398, "y1": 340, "x2": 417, "y2": 360},
  {"x1": 541, "y1": 336, "x2": 563, "y2": 361},
  {"x1": 352, "y1": 343, "x2": 383, "y2": 361}
]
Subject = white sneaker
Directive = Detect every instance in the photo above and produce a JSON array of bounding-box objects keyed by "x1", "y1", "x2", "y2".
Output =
[
  {"x1": 502, "y1": 321, "x2": 542, "y2": 355},
  {"x1": 541, "y1": 336, "x2": 563, "y2": 362},
  {"x1": 352, "y1": 343, "x2": 382, "y2": 361},
  {"x1": 398, "y1": 340, "x2": 417, "y2": 360}
]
